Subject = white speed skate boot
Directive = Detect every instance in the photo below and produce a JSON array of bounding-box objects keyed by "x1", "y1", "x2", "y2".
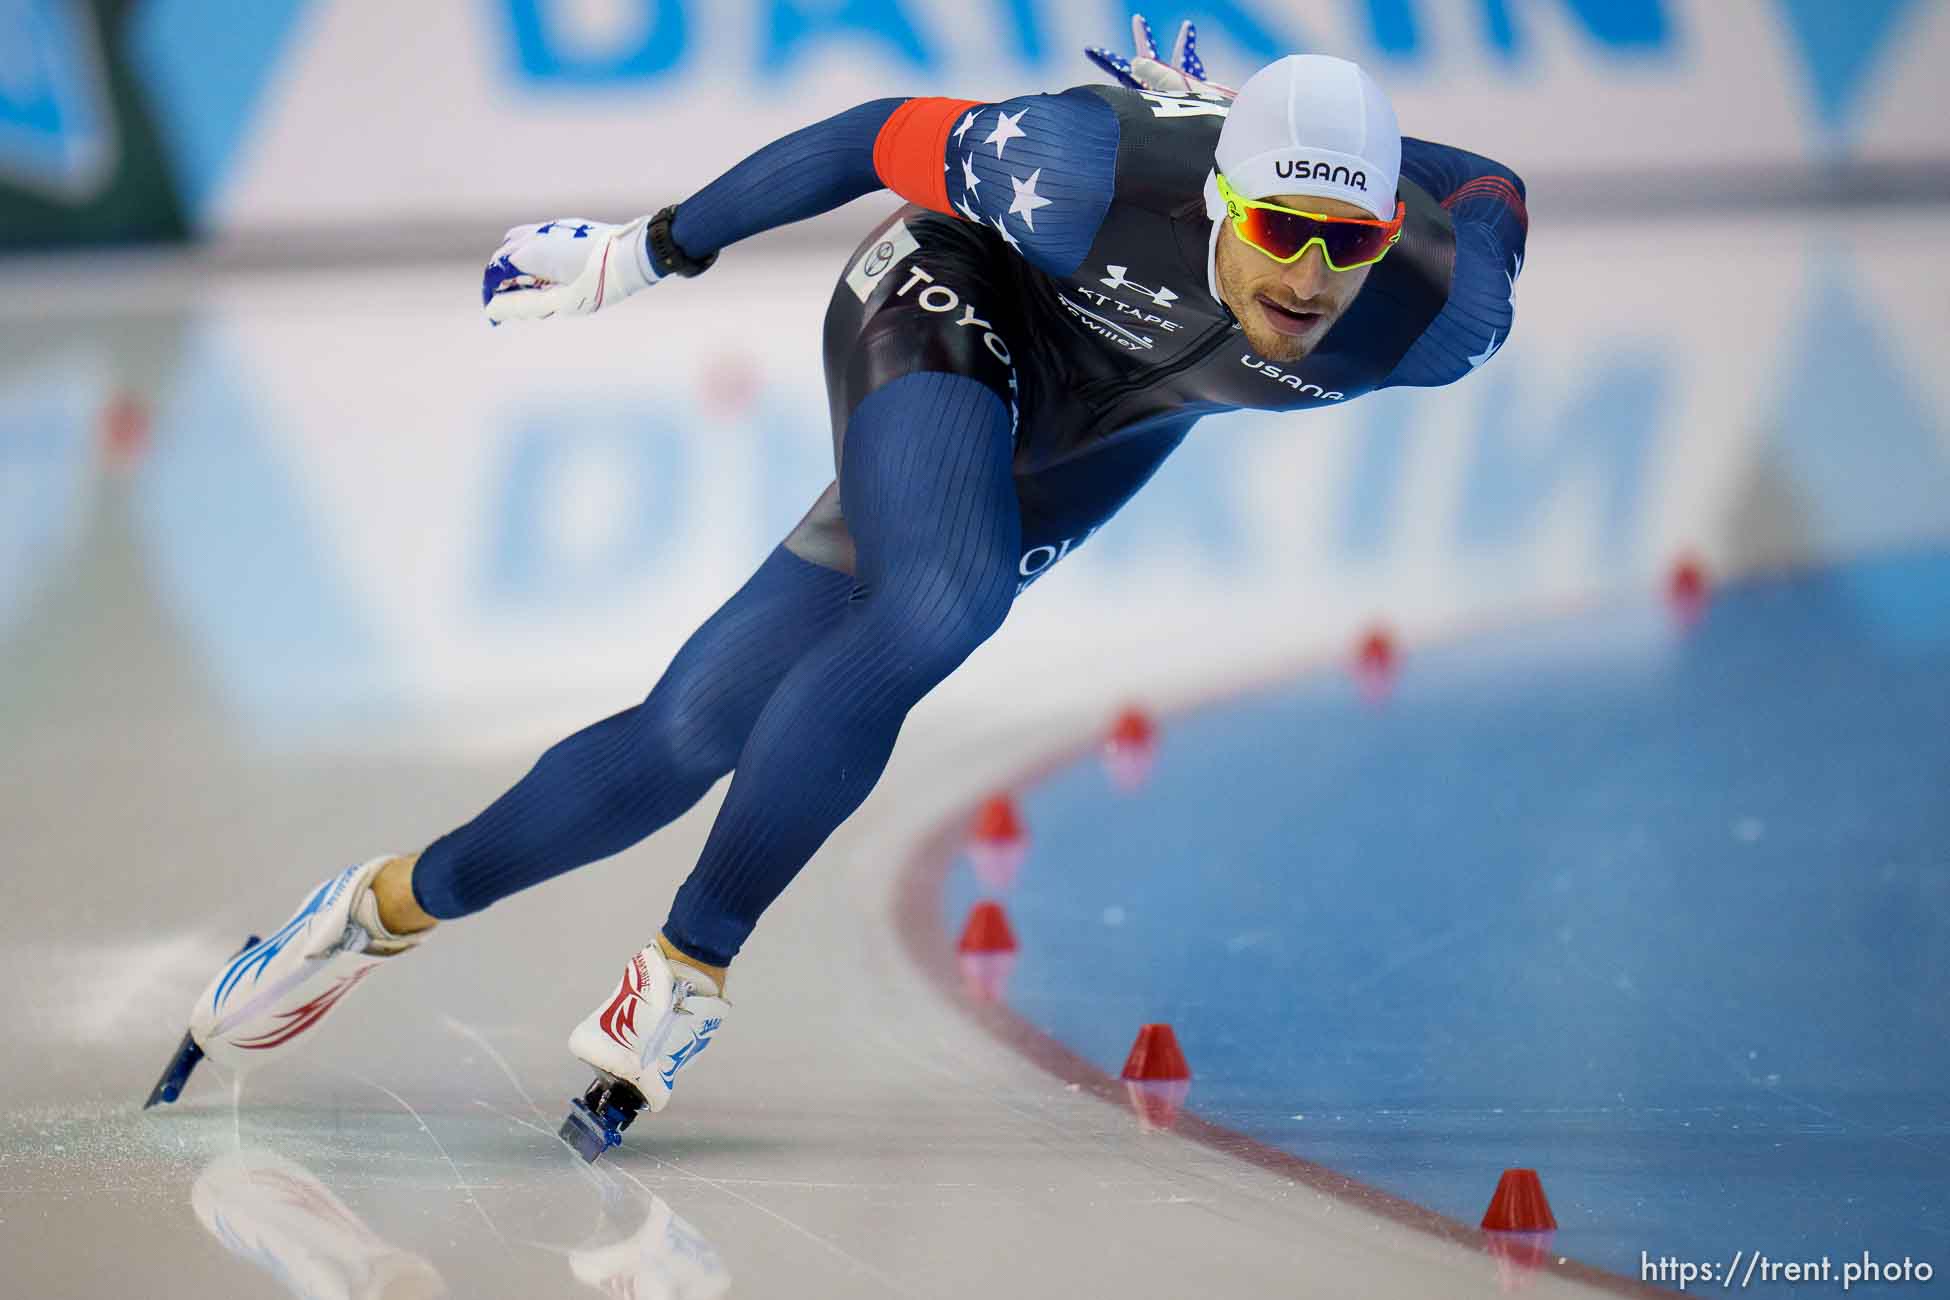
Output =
[
  {"x1": 146, "y1": 857, "x2": 426, "y2": 1107},
  {"x1": 560, "y1": 943, "x2": 730, "y2": 1161}
]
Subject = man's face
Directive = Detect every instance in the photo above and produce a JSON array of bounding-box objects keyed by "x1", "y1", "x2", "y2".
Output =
[{"x1": 1214, "y1": 191, "x2": 1377, "y2": 363}]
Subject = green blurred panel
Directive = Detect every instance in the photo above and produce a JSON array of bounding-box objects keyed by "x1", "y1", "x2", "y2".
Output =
[{"x1": 0, "y1": 0, "x2": 187, "y2": 251}]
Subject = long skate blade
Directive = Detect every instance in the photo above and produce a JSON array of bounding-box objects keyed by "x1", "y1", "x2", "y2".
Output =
[
  {"x1": 144, "y1": 1030, "x2": 205, "y2": 1109},
  {"x1": 143, "y1": 933, "x2": 261, "y2": 1109}
]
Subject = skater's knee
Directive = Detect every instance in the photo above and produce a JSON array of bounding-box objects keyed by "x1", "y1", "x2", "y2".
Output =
[
  {"x1": 862, "y1": 564, "x2": 1013, "y2": 683},
  {"x1": 928, "y1": 576, "x2": 1012, "y2": 656},
  {"x1": 632, "y1": 690, "x2": 744, "y2": 788}
]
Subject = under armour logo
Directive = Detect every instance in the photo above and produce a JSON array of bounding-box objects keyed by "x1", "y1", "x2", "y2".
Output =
[
  {"x1": 535, "y1": 222, "x2": 592, "y2": 238},
  {"x1": 1100, "y1": 265, "x2": 1178, "y2": 309}
]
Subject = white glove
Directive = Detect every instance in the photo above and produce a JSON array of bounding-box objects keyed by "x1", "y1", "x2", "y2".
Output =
[
  {"x1": 1085, "y1": 14, "x2": 1237, "y2": 102},
  {"x1": 481, "y1": 216, "x2": 658, "y2": 323}
]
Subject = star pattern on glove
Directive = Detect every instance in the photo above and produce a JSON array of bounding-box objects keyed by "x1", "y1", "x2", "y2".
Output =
[{"x1": 1084, "y1": 13, "x2": 1236, "y2": 102}]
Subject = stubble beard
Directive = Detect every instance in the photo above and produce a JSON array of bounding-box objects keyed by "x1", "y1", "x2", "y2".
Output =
[
  {"x1": 1238, "y1": 314, "x2": 1314, "y2": 364},
  {"x1": 1218, "y1": 239, "x2": 1322, "y2": 364}
]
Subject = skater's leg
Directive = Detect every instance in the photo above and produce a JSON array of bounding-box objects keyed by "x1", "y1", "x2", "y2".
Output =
[
  {"x1": 156, "y1": 512, "x2": 853, "y2": 1103},
  {"x1": 407, "y1": 546, "x2": 855, "y2": 920},
  {"x1": 560, "y1": 372, "x2": 1015, "y2": 1147},
  {"x1": 664, "y1": 372, "x2": 1020, "y2": 967}
]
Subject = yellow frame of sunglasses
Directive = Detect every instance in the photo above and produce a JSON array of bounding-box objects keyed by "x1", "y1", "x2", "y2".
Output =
[{"x1": 1216, "y1": 171, "x2": 1405, "y2": 272}]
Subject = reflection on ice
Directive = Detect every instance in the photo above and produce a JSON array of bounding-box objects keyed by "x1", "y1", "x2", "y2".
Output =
[
  {"x1": 189, "y1": 1143, "x2": 732, "y2": 1300},
  {"x1": 1123, "y1": 1078, "x2": 1192, "y2": 1132},
  {"x1": 1484, "y1": 1230, "x2": 1557, "y2": 1294},
  {"x1": 955, "y1": 949, "x2": 1018, "y2": 1002},
  {"x1": 191, "y1": 1148, "x2": 446, "y2": 1300},
  {"x1": 564, "y1": 1174, "x2": 731, "y2": 1300}
]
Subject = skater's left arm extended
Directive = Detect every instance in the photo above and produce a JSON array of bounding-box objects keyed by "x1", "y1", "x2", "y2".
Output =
[
  {"x1": 482, "y1": 98, "x2": 906, "y2": 323},
  {"x1": 483, "y1": 92, "x2": 1122, "y2": 323}
]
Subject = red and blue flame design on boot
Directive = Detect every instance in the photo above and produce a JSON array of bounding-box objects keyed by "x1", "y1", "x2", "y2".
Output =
[
  {"x1": 184, "y1": 857, "x2": 422, "y2": 1075},
  {"x1": 559, "y1": 944, "x2": 731, "y2": 1160}
]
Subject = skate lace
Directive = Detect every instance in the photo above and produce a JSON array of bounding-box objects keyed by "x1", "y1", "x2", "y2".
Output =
[{"x1": 329, "y1": 922, "x2": 373, "y2": 957}]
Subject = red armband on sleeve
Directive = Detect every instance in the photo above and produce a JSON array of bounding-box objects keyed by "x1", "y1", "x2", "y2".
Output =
[{"x1": 873, "y1": 97, "x2": 984, "y2": 217}]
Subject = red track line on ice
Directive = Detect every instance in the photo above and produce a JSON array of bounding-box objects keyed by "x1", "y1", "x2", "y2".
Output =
[{"x1": 890, "y1": 590, "x2": 1677, "y2": 1299}]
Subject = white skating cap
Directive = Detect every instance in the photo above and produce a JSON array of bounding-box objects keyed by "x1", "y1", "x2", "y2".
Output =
[{"x1": 1214, "y1": 54, "x2": 1401, "y2": 220}]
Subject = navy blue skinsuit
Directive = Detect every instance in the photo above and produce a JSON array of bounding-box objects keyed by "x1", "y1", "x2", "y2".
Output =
[
  {"x1": 415, "y1": 83, "x2": 1529, "y2": 968},
  {"x1": 795, "y1": 85, "x2": 1525, "y2": 592}
]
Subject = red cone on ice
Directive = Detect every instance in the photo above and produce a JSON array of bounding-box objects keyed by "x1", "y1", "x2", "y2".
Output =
[
  {"x1": 1481, "y1": 1168, "x2": 1557, "y2": 1232},
  {"x1": 956, "y1": 901, "x2": 1017, "y2": 954},
  {"x1": 1120, "y1": 1025, "x2": 1191, "y2": 1130},
  {"x1": 1667, "y1": 552, "x2": 1709, "y2": 627},
  {"x1": 100, "y1": 392, "x2": 150, "y2": 472},
  {"x1": 1109, "y1": 707, "x2": 1156, "y2": 749},
  {"x1": 1120, "y1": 1023, "x2": 1191, "y2": 1081},
  {"x1": 955, "y1": 903, "x2": 1018, "y2": 1002},
  {"x1": 1102, "y1": 706, "x2": 1159, "y2": 792},
  {"x1": 971, "y1": 795, "x2": 1022, "y2": 844},
  {"x1": 1354, "y1": 623, "x2": 1399, "y2": 703},
  {"x1": 966, "y1": 795, "x2": 1028, "y2": 889}
]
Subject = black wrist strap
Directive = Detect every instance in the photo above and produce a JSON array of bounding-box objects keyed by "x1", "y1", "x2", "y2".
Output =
[{"x1": 647, "y1": 205, "x2": 718, "y2": 278}]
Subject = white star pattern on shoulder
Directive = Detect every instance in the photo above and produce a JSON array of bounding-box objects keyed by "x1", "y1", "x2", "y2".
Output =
[
  {"x1": 957, "y1": 195, "x2": 982, "y2": 224},
  {"x1": 990, "y1": 214, "x2": 1022, "y2": 252},
  {"x1": 960, "y1": 154, "x2": 982, "y2": 201},
  {"x1": 953, "y1": 110, "x2": 978, "y2": 145},
  {"x1": 1470, "y1": 253, "x2": 1524, "y2": 369},
  {"x1": 985, "y1": 107, "x2": 1027, "y2": 159},
  {"x1": 1007, "y1": 168, "x2": 1052, "y2": 231}
]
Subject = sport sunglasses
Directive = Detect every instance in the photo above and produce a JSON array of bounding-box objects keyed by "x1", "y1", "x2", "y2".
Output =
[{"x1": 1216, "y1": 171, "x2": 1405, "y2": 272}]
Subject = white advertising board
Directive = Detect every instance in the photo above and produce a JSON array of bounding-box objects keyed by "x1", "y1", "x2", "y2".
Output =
[{"x1": 75, "y1": 0, "x2": 1950, "y2": 235}]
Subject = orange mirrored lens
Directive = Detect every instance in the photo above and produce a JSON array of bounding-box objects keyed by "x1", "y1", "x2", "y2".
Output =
[{"x1": 1237, "y1": 204, "x2": 1400, "y2": 269}]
